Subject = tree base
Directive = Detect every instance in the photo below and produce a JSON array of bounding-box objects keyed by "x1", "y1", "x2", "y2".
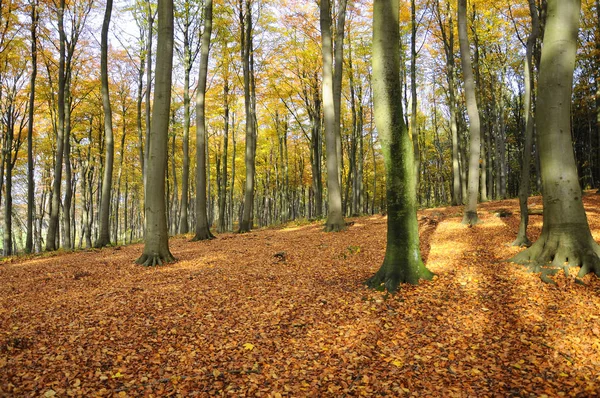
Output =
[
  {"x1": 94, "y1": 237, "x2": 111, "y2": 249},
  {"x1": 324, "y1": 213, "x2": 346, "y2": 232},
  {"x1": 509, "y1": 228, "x2": 600, "y2": 279},
  {"x1": 136, "y1": 251, "x2": 176, "y2": 266},
  {"x1": 367, "y1": 261, "x2": 434, "y2": 293},
  {"x1": 461, "y1": 211, "x2": 481, "y2": 226},
  {"x1": 238, "y1": 220, "x2": 251, "y2": 234},
  {"x1": 192, "y1": 227, "x2": 215, "y2": 241},
  {"x1": 510, "y1": 234, "x2": 532, "y2": 248}
]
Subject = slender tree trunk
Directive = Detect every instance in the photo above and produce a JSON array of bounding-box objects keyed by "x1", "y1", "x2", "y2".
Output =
[
  {"x1": 136, "y1": 0, "x2": 175, "y2": 265},
  {"x1": 192, "y1": 0, "x2": 214, "y2": 240},
  {"x1": 458, "y1": 0, "x2": 481, "y2": 225},
  {"x1": 333, "y1": 0, "x2": 348, "y2": 187},
  {"x1": 179, "y1": 8, "x2": 193, "y2": 234},
  {"x1": 96, "y1": 0, "x2": 115, "y2": 248},
  {"x1": 320, "y1": 0, "x2": 345, "y2": 231},
  {"x1": 368, "y1": 0, "x2": 433, "y2": 292},
  {"x1": 218, "y1": 78, "x2": 229, "y2": 232},
  {"x1": 62, "y1": 90, "x2": 73, "y2": 250},
  {"x1": 513, "y1": 0, "x2": 539, "y2": 248},
  {"x1": 144, "y1": 1, "x2": 154, "y2": 182},
  {"x1": 239, "y1": 0, "x2": 257, "y2": 233},
  {"x1": 45, "y1": 0, "x2": 66, "y2": 251},
  {"x1": 26, "y1": 0, "x2": 38, "y2": 254},
  {"x1": 410, "y1": 0, "x2": 420, "y2": 197}
]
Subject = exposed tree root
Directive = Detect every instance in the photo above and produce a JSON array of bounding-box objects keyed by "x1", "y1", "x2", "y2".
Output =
[
  {"x1": 511, "y1": 235, "x2": 532, "y2": 248},
  {"x1": 367, "y1": 262, "x2": 434, "y2": 293},
  {"x1": 461, "y1": 211, "x2": 481, "y2": 226},
  {"x1": 324, "y1": 221, "x2": 347, "y2": 232},
  {"x1": 509, "y1": 229, "x2": 600, "y2": 281},
  {"x1": 136, "y1": 251, "x2": 176, "y2": 267},
  {"x1": 192, "y1": 227, "x2": 215, "y2": 241}
]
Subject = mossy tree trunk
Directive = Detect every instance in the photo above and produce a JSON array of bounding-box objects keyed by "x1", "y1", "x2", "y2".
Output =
[
  {"x1": 510, "y1": 0, "x2": 600, "y2": 280},
  {"x1": 136, "y1": 0, "x2": 175, "y2": 266},
  {"x1": 367, "y1": 0, "x2": 433, "y2": 292}
]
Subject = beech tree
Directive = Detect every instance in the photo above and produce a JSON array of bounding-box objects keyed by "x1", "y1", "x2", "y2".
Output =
[
  {"x1": 192, "y1": 0, "x2": 214, "y2": 241},
  {"x1": 511, "y1": 0, "x2": 600, "y2": 279},
  {"x1": 137, "y1": 0, "x2": 175, "y2": 266},
  {"x1": 368, "y1": 0, "x2": 433, "y2": 292},
  {"x1": 457, "y1": 0, "x2": 481, "y2": 225},
  {"x1": 320, "y1": 0, "x2": 346, "y2": 232},
  {"x1": 95, "y1": 0, "x2": 115, "y2": 248}
]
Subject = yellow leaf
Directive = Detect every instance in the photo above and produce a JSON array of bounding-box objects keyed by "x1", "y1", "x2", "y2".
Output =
[
  {"x1": 43, "y1": 390, "x2": 56, "y2": 398},
  {"x1": 559, "y1": 373, "x2": 568, "y2": 377},
  {"x1": 392, "y1": 360, "x2": 403, "y2": 367},
  {"x1": 213, "y1": 369, "x2": 221, "y2": 378},
  {"x1": 243, "y1": 343, "x2": 255, "y2": 351},
  {"x1": 111, "y1": 371, "x2": 124, "y2": 379},
  {"x1": 72, "y1": 379, "x2": 81, "y2": 387}
]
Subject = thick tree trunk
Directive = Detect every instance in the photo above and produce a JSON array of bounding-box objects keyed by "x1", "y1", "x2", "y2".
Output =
[
  {"x1": 192, "y1": 0, "x2": 214, "y2": 241},
  {"x1": 320, "y1": 0, "x2": 346, "y2": 231},
  {"x1": 458, "y1": 0, "x2": 481, "y2": 225},
  {"x1": 95, "y1": 0, "x2": 114, "y2": 248},
  {"x1": 368, "y1": 0, "x2": 433, "y2": 292},
  {"x1": 136, "y1": 0, "x2": 175, "y2": 265},
  {"x1": 511, "y1": 0, "x2": 600, "y2": 279}
]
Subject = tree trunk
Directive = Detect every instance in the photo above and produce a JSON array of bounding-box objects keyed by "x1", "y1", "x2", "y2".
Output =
[
  {"x1": 368, "y1": 0, "x2": 433, "y2": 292},
  {"x1": 511, "y1": 0, "x2": 600, "y2": 279},
  {"x1": 458, "y1": 0, "x2": 481, "y2": 225},
  {"x1": 45, "y1": 0, "x2": 66, "y2": 251},
  {"x1": 512, "y1": 0, "x2": 539, "y2": 248},
  {"x1": 95, "y1": 0, "x2": 114, "y2": 248},
  {"x1": 410, "y1": 0, "x2": 420, "y2": 198},
  {"x1": 136, "y1": 0, "x2": 176, "y2": 266},
  {"x1": 26, "y1": 0, "x2": 38, "y2": 254},
  {"x1": 192, "y1": 0, "x2": 214, "y2": 241},
  {"x1": 218, "y1": 75, "x2": 229, "y2": 232},
  {"x1": 239, "y1": 0, "x2": 257, "y2": 233},
  {"x1": 320, "y1": 0, "x2": 345, "y2": 231},
  {"x1": 333, "y1": 0, "x2": 348, "y2": 188}
]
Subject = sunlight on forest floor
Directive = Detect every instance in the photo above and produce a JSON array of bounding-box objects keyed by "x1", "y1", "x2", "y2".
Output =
[{"x1": 1, "y1": 195, "x2": 600, "y2": 396}]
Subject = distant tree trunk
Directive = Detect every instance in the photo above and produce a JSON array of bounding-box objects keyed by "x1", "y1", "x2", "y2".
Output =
[
  {"x1": 218, "y1": 77, "x2": 229, "y2": 232},
  {"x1": 512, "y1": 0, "x2": 540, "y2": 247},
  {"x1": 144, "y1": 0, "x2": 155, "y2": 185},
  {"x1": 458, "y1": 0, "x2": 481, "y2": 225},
  {"x1": 230, "y1": 118, "x2": 236, "y2": 231},
  {"x1": 239, "y1": 0, "x2": 257, "y2": 233},
  {"x1": 368, "y1": 0, "x2": 433, "y2": 292},
  {"x1": 136, "y1": 34, "x2": 146, "y2": 189},
  {"x1": 320, "y1": 0, "x2": 346, "y2": 231},
  {"x1": 435, "y1": 0, "x2": 461, "y2": 205},
  {"x1": 26, "y1": 0, "x2": 38, "y2": 254},
  {"x1": 62, "y1": 86, "x2": 73, "y2": 250},
  {"x1": 3, "y1": 114, "x2": 14, "y2": 256},
  {"x1": 511, "y1": 0, "x2": 600, "y2": 279},
  {"x1": 45, "y1": 0, "x2": 66, "y2": 251},
  {"x1": 192, "y1": 0, "x2": 214, "y2": 241},
  {"x1": 136, "y1": 0, "x2": 175, "y2": 266},
  {"x1": 96, "y1": 0, "x2": 114, "y2": 248}
]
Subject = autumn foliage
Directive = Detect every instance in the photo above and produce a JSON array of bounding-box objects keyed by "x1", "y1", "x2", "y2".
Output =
[{"x1": 1, "y1": 194, "x2": 599, "y2": 396}]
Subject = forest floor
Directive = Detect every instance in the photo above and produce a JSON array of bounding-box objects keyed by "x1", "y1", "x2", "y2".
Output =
[{"x1": 1, "y1": 195, "x2": 600, "y2": 397}]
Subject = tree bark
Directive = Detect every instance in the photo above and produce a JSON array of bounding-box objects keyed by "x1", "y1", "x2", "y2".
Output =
[
  {"x1": 26, "y1": 0, "x2": 38, "y2": 254},
  {"x1": 512, "y1": 2, "x2": 538, "y2": 247},
  {"x1": 368, "y1": 0, "x2": 433, "y2": 292},
  {"x1": 239, "y1": 0, "x2": 257, "y2": 233},
  {"x1": 458, "y1": 0, "x2": 481, "y2": 225},
  {"x1": 45, "y1": 0, "x2": 66, "y2": 251},
  {"x1": 136, "y1": 0, "x2": 175, "y2": 266},
  {"x1": 192, "y1": 0, "x2": 214, "y2": 241},
  {"x1": 95, "y1": 0, "x2": 115, "y2": 248},
  {"x1": 320, "y1": 0, "x2": 346, "y2": 231},
  {"x1": 410, "y1": 0, "x2": 420, "y2": 198},
  {"x1": 510, "y1": 0, "x2": 600, "y2": 279}
]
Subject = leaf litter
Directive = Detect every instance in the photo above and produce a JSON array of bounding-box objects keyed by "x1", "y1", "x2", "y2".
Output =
[{"x1": 1, "y1": 194, "x2": 600, "y2": 396}]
